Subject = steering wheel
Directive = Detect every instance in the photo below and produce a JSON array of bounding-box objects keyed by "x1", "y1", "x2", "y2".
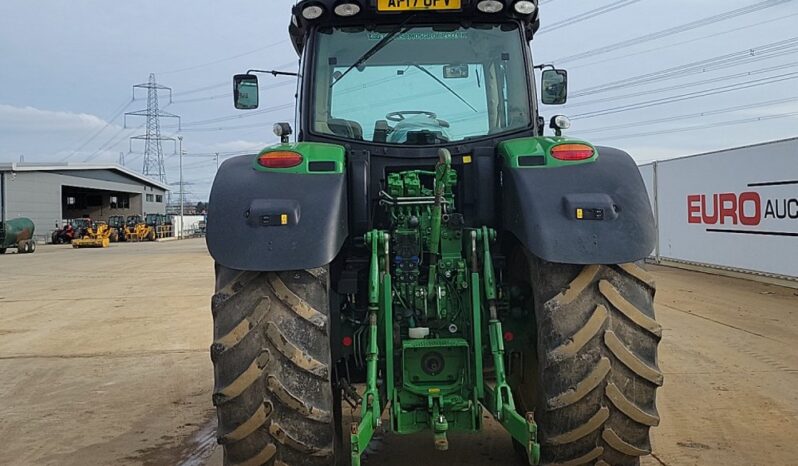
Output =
[{"x1": 386, "y1": 111, "x2": 438, "y2": 122}]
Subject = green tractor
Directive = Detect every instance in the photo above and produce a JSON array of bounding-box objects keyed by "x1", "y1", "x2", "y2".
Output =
[{"x1": 207, "y1": 1, "x2": 661, "y2": 465}]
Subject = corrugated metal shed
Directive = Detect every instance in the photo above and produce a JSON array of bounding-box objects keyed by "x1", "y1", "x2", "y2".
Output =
[{"x1": 0, "y1": 163, "x2": 170, "y2": 242}]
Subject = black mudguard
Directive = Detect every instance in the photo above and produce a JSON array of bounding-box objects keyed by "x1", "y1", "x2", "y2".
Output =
[
  {"x1": 206, "y1": 155, "x2": 347, "y2": 271},
  {"x1": 502, "y1": 146, "x2": 655, "y2": 265}
]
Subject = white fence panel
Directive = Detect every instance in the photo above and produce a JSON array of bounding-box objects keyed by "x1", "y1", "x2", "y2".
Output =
[{"x1": 640, "y1": 138, "x2": 798, "y2": 278}]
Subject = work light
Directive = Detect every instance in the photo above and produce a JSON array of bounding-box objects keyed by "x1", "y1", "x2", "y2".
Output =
[
  {"x1": 301, "y1": 4, "x2": 325, "y2": 20},
  {"x1": 551, "y1": 115, "x2": 571, "y2": 130},
  {"x1": 476, "y1": 0, "x2": 504, "y2": 13},
  {"x1": 334, "y1": 2, "x2": 361, "y2": 17},
  {"x1": 513, "y1": 1, "x2": 537, "y2": 15}
]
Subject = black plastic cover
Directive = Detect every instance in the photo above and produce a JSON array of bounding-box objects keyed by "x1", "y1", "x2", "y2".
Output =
[
  {"x1": 501, "y1": 146, "x2": 655, "y2": 265},
  {"x1": 207, "y1": 155, "x2": 348, "y2": 271}
]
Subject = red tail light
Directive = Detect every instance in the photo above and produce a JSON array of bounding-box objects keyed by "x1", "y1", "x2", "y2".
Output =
[
  {"x1": 258, "y1": 151, "x2": 303, "y2": 168},
  {"x1": 551, "y1": 144, "x2": 595, "y2": 161}
]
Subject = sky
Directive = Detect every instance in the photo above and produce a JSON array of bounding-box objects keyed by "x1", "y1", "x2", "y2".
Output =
[{"x1": 1, "y1": 0, "x2": 797, "y2": 201}]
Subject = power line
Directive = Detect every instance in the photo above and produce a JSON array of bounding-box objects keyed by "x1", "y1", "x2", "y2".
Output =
[
  {"x1": 170, "y1": 61, "x2": 297, "y2": 97},
  {"x1": 158, "y1": 40, "x2": 290, "y2": 75},
  {"x1": 588, "y1": 110, "x2": 798, "y2": 142},
  {"x1": 574, "y1": 96, "x2": 798, "y2": 135},
  {"x1": 163, "y1": 103, "x2": 294, "y2": 129},
  {"x1": 538, "y1": 0, "x2": 643, "y2": 35},
  {"x1": 171, "y1": 80, "x2": 296, "y2": 105},
  {"x1": 61, "y1": 98, "x2": 134, "y2": 162},
  {"x1": 570, "y1": 37, "x2": 798, "y2": 98},
  {"x1": 88, "y1": 101, "x2": 176, "y2": 161},
  {"x1": 551, "y1": 0, "x2": 791, "y2": 63},
  {"x1": 571, "y1": 71, "x2": 798, "y2": 119},
  {"x1": 566, "y1": 61, "x2": 798, "y2": 109},
  {"x1": 83, "y1": 122, "x2": 144, "y2": 162},
  {"x1": 568, "y1": 11, "x2": 798, "y2": 70}
]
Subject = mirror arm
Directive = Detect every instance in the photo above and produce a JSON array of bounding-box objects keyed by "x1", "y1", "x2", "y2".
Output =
[
  {"x1": 246, "y1": 69, "x2": 301, "y2": 78},
  {"x1": 533, "y1": 64, "x2": 556, "y2": 71}
]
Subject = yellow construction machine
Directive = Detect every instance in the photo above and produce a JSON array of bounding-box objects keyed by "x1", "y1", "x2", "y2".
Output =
[
  {"x1": 123, "y1": 215, "x2": 156, "y2": 242},
  {"x1": 71, "y1": 222, "x2": 112, "y2": 248}
]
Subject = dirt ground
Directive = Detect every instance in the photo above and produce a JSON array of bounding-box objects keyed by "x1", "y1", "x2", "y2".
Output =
[{"x1": 1, "y1": 239, "x2": 796, "y2": 465}]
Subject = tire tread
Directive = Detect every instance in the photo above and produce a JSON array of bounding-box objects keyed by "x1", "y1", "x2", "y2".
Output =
[
  {"x1": 522, "y1": 258, "x2": 661, "y2": 466},
  {"x1": 212, "y1": 267, "x2": 334, "y2": 466}
]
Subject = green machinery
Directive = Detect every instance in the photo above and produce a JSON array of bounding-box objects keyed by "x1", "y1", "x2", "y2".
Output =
[
  {"x1": 0, "y1": 217, "x2": 36, "y2": 254},
  {"x1": 352, "y1": 149, "x2": 538, "y2": 464},
  {"x1": 206, "y1": 1, "x2": 662, "y2": 465}
]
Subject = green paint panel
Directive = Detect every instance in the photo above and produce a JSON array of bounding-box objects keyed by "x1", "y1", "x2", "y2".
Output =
[
  {"x1": 252, "y1": 142, "x2": 345, "y2": 174},
  {"x1": 499, "y1": 136, "x2": 598, "y2": 169}
]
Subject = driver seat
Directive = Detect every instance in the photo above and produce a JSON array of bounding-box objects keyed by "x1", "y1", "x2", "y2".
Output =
[
  {"x1": 373, "y1": 120, "x2": 391, "y2": 143},
  {"x1": 328, "y1": 118, "x2": 364, "y2": 140}
]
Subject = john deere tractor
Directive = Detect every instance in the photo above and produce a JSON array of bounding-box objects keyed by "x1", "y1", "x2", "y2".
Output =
[{"x1": 207, "y1": 1, "x2": 661, "y2": 465}]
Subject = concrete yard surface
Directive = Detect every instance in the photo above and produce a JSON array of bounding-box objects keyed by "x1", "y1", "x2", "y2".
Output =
[{"x1": 1, "y1": 239, "x2": 797, "y2": 465}]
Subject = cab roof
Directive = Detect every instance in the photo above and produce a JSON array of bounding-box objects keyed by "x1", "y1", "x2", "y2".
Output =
[{"x1": 289, "y1": 0, "x2": 540, "y2": 54}]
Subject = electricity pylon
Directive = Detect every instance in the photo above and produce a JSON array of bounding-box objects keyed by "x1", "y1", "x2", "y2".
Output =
[{"x1": 125, "y1": 73, "x2": 180, "y2": 183}]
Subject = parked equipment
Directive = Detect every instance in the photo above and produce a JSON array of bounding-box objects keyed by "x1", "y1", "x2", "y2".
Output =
[
  {"x1": 107, "y1": 215, "x2": 125, "y2": 242},
  {"x1": 123, "y1": 215, "x2": 154, "y2": 242},
  {"x1": 0, "y1": 218, "x2": 36, "y2": 254},
  {"x1": 207, "y1": 2, "x2": 661, "y2": 465},
  {"x1": 71, "y1": 222, "x2": 112, "y2": 248},
  {"x1": 52, "y1": 218, "x2": 92, "y2": 244},
  {"x1": 145, "y1": 213, "x2": 172, "y2": 240}
]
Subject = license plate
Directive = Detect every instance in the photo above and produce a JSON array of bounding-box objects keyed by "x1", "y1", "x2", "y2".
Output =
[{"x1": 377, "y1": 0, "x2": 461, "y2": 12}]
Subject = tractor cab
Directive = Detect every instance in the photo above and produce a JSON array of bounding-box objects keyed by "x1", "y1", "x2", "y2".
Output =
[
  {"x1": 235, "y1": 0, "x2": 569, "y2": 151},
  {"x1": 145, "y1": 213, "x2": 165, "y2": 227},
  {"x1": 108, "y1": 216, "x2": 125, "y2": 230},
  {"x1": 126, "y1": 215, "x2": 142, "y2": 227}
]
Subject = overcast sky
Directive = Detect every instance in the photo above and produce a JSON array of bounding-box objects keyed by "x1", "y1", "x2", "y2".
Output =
[{"x1": 1, "y1": 0, "x2": 797, "y2": 200}]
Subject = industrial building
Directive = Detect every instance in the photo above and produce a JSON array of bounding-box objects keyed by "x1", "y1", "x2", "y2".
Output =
[{"x1": 0, "y1": 163, "x2": 169, "y2": 242}]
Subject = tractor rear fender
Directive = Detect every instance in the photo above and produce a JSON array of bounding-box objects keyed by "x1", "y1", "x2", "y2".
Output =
[
  {"x1": 500, "y1": 140, "x2": 656, "y2": 264},
  {"x1": 207, "y1": 143, "x2": 347, "y2": 271}
]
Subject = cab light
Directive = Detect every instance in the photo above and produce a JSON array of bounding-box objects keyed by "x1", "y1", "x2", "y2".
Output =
[
  {"x1": 301, "y1": 4, "x2": 325, "y2": 20},
  {"x1": 551, "y1": 144, "x2": 595, "y2": 161},
  {"x1": 257, "y1": 151, "x2": 303, "y2": 168},
  {"x1": 514, "y1": 1, "x2": 537, "y2": 14},
  {"x1": 477, "y1": 0, "x2": 504, "y2": 13},
  {"x1": 334, "y1": 2, "x2": 361, "y2": 17}
]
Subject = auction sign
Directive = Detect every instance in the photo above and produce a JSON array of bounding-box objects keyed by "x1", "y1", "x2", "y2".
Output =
[{"x1": 640, "y1": 138, "x2": 798, "y2": 278}]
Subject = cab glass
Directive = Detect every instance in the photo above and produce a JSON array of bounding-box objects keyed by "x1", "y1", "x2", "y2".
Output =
[{"x1": 310, "y1": 24, "x2": 532, "y2": 145}]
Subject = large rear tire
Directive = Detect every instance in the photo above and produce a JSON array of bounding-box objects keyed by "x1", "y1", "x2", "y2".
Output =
[
  {"x1": 211, "y1": 266, "x2": 337, "y2": 466},
  {"x1": 512, "y1": 254, "x2": 662, "y2": 466}
]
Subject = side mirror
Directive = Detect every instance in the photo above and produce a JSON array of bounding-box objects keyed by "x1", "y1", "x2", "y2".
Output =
[
  {"x1": 233, "y1": 74, "x2": 259, "y2": 110},
  {"x1": 541, "y1": 69, "x2": 568, "y2": 105}
]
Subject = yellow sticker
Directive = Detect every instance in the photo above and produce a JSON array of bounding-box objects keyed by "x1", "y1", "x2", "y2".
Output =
[
  {"x1": 281, "y1": 214, "x2": 288, "y2": 225},
  {"x1": 463, "y1": 155, "x2": 473, "y2": 164},
  {"x1": 576, "y1": 209, "x2": 584, "y2": 220}
]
